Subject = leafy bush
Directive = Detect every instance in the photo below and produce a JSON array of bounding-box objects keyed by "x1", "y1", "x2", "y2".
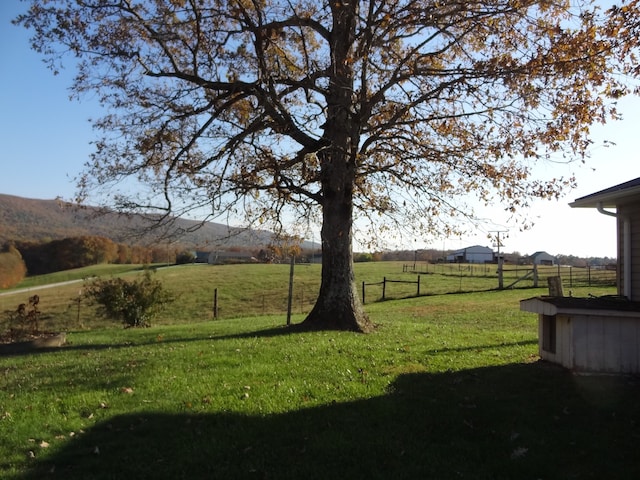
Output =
[
  {"x1": 84, "y1": 270, "x2": 173, "y2": 327},
  {"x1": 176, "y1": 251, "x2": 196, "y2": 264},
  {"x1": 354, "y1": 252, "x2": 374, "y2": 262}
]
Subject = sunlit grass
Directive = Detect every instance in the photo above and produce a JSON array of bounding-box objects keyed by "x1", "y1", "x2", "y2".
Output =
[
  {"x1": 1, "y1": 263, "x2": 634, "y2": 478},
  {"x1": 2, "y1": 278, "x2": 637, "y2": 479}
]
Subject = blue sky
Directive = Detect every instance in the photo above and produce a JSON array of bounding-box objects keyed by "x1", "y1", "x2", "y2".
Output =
[
  {"x1": 1, "y1": 1, "x2": 638, "y2": 258},
  {"x1": 0, "y1": 2, "x2": 97, "y2": 201}
]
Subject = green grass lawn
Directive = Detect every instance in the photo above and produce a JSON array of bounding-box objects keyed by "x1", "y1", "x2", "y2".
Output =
[{"x1": 1, "y1": 268, "x2": 638, "y2": 479}]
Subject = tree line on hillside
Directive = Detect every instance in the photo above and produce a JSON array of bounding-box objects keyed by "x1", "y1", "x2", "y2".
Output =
[
  {"x1": 0, "y1": 233, "x2": 306, "y2": 287},
  {"x1": 0, "y1": 236, "x2": 614, "y2": 291},
  {"x1": 0, "y1": 234, "x2": 309, "y2": 288},
  {"x1": 0, "y1": 236, "x2": 187, "y2": 288}
]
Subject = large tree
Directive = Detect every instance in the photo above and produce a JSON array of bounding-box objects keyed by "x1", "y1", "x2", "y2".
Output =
[{"x1": 16, "y1": 0, "x2": 639, "y2": 331}]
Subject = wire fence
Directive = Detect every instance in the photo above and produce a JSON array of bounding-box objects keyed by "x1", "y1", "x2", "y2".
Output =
[
  {"x1": 0, "y1": 263, "x2": 618, "y2": 332},
  {"x1": 403, "y1": 262, "x2": 616, "y2": 285},
  {"x1": 369, "y1": 263, "x2": 618, "y2": 303}
]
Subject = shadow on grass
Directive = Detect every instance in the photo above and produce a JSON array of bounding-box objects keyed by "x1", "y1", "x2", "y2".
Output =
[
  {"x1": 13, "y1": 362, "x2": 640, "y2": 480},
  {"x1": 15, "y1": 326, "x2": 534, "y2": 358}
]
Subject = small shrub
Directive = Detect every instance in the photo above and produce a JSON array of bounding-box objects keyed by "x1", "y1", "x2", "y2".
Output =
[
  {"x1": 354, "y1": 252, "x2": 374, "y2": 262},
  {"x1": 2, "y1": 295, "x2": 41, "y2": 342},
  {"x1": 176, "y1": 251, "x2": 196, "y2": 264},
  {"x1": 84, "y1": 270, "x2": 173, "y2": 327}
]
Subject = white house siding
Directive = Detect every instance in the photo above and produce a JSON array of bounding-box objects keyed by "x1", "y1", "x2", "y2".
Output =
[
  {"x1": 538, "y1": 314, "x2": 566, "y2": 366},
  {"x1": 618, "y1": 200, "x2": 640, "y2": 301},
  {"x1": 631, "y1": 201, "x2": 640, "y2": 300},
  {"x1": 538, "y1": 314, "x2": 570, "y2": 367},
  {"x1": 524, "y1": 296, "x2": 640, "y2": 374},
  {"x1": 571, "y1": 314, "x2": 640, "y2": 373},
  {"x1": 559, "y1": 315, "x2": 572, "y2": 369}
]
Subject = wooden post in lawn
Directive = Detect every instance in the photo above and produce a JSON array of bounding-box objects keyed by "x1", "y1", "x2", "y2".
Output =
[
  {"x1": 491, "y1": 230, "x2": 507, "y2": 289},
  {"x1": 76, "y1": 289, "x2": 82, "y2": 327},
  {"x1": 548, "y1": 276, "x2": 564, "y2": 297},
  {"x1": 286, "y1": 255, "x2": 295, "y2": 326},
  {"x1": 213, "y1": 288, "x2": 218, "y2": 319}
]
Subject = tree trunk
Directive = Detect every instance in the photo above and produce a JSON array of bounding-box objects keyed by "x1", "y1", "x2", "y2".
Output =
[
  {"x1": 302, "y1": 179, "x2": 373, "y2": 332},
  {"x1": 301, "y1": 0, "x2": 373, "y2": 333}
]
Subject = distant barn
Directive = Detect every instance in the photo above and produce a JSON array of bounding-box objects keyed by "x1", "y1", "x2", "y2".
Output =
[
  {"x1": 528, "y1": 251, "x2": 557, "y2": 266},
  {"x1": 446, "y1": 245, "x2": 494, "y2": 264}
]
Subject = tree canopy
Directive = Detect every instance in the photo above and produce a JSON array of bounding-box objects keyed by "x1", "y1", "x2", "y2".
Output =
[{"x1": 16, "y1": 0, "x2": 640, "y2": 331}]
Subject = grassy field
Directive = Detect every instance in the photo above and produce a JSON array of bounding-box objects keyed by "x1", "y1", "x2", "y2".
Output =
[
  {"x1": 0, "y1": 261, "x2": 613, "y2": 333},
  {"x1": 3, "y1": 261, "x2": 499, "y2": 332},
  {"x1": 1, "y1": 263, "x2": 637, "y2": 479}
]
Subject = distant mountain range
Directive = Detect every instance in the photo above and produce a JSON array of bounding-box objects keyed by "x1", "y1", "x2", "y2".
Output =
[{"x1": 0, "y1": 194, "x2": 298, "y2": 250}]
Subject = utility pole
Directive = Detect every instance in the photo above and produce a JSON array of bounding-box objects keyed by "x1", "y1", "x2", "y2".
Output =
[{"x1": 490, "y1": 231, "x2": 508, "y2": 289}]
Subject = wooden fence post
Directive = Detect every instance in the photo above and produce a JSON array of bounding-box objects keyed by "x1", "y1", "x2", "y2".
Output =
[
  {"x1": 417, "y1": 275, "x2": 421, "y2": 296},
  {"x1": 382, "y1": 277, "x2": 387, "y2": 300},
  {"x1": 76, "y1": 290, "x2": 82, "y2": 326},
  {"x1": 362, "y1": 281, "x2": 366, "y2": 305},
  {"x1": 286, "y1": 255, "x2": 295, "y2": 326},
  {"x1": 213, "y1": 288, "x2": 218, "y2": 319},
  {"x1": 569, "y1": 266, "x2": 573, "y2": 288}
]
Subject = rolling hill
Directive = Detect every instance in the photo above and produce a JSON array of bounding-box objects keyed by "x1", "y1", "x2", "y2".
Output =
[{"x1": 0, "y1": 194, "x2": 285, "y2": 249}]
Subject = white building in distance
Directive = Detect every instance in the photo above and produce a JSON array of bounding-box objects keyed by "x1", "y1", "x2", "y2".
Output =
[{"x1": 446, "y1": 245, "x2": 494, "y2": 264}]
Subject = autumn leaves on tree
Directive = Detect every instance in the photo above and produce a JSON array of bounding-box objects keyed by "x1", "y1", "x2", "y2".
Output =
[{"x1": 16, "y1": 0, "x2": 640, "y2": 331}]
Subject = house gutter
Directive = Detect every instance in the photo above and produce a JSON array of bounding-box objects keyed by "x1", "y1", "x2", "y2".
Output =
[{"x1": 597, "y1": 202, "x2": 631, "y2": 299}]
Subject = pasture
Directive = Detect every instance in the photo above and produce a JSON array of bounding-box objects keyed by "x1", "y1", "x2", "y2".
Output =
[
  {"x1": 0, "y1": 261, "x2": 614, "y2": 331},
  {"x1": 1, "y1": 263, "x2": 637, "y2": 479}
]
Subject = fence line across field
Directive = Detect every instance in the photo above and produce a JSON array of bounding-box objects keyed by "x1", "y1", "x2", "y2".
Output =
[
  {"x1": 362, "y1": 276, "x2": 422, "y2": 304},
  {"x1": 1, "y1": 263, "x2": 617, "y2": 332},
  {"x1": 403, "y1": 263, "x2": 616, "y2": 287}
]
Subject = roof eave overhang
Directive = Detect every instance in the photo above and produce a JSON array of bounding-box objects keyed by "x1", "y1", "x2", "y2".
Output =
[{"x1": 569, "y1": 186, "x2": 640, "y2": 209}]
